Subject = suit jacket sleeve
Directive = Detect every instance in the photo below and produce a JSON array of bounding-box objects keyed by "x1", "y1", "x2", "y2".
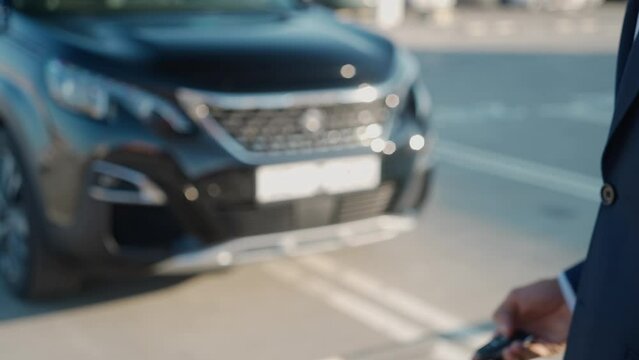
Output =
[{"x1": 565, "y1": 261, "x2": 584, "y2": 294}]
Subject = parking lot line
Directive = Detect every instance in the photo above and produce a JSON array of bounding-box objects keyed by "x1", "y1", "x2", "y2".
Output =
[
  {"x1": 263, "y1": 262, "x2": 425, "y2": 344},
  {"x1": 437, "y1": 140, "x2": 602, "y2": 202},
  {"x1": 299, "y1": 255, "x2": 493, "y2": 347},
  {"x1": 291, "y1": 255, "x2": 492, "y2": 360},
  {"x1": 298, "y1": 255, "x2": 467, "y2": 333},
  {"x1": 431, "y1": 341, "x2": 473, "y2": 360}
]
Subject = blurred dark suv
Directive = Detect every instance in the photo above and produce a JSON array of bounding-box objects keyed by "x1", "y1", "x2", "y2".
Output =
[{"x1": 0, "y1": 0, "x2": 434, "y2": 298}]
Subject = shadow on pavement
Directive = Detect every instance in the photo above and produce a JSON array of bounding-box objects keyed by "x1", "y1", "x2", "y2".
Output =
[{"x1": 0, "y1": 275, "x2": 197, "y2": 322}]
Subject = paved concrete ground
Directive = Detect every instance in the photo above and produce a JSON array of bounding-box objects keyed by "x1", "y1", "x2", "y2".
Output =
[{"x1": 0, "y1": 4, "x2": 625, "y2": 360}]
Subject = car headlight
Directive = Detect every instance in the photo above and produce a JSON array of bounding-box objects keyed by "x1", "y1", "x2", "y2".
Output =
[{"x1": 45, "y1": 60, "x2": 192, "y2": 134}]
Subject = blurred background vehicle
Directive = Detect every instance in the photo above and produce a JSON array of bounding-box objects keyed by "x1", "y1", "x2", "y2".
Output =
[
  {"x1": 316, "y1": 0, "x2": 379, "y2": 8},
  {"x1": 410, "y1": 0, "x2": 458, "y2": 13},
  {"x1": 501, "y1": 0, "x2": 604, "y2": 11},
  {"x1": 322, "y1": 0, "x2": 608, "y2": 26}
]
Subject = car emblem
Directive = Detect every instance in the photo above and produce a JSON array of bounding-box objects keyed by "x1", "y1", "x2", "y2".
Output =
[{"x1": 300, "y1": 108, "x2": 325, "y2": 133}]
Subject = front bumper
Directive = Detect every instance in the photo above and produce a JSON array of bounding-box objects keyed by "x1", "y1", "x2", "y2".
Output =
[
  {"x1": 153, "y1": 214, "x2": 416, "y2": 274},
  {"x1": 40, "y1": 68, "x2": 434, "y2": 273},
  {"x1": 52, "y1": 131, "x2": 435, "y2": 274}
]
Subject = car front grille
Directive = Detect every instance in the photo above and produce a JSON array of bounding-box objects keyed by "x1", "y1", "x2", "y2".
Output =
[
  {"x1": 194, "y1": 181, "x2": 397, "y2": 241},
  {"x1": 337, "y1": 182, "x2": 395, "y2": 223},
  {"x1": 206, "y1": 99, "x2": 395, "y2": 154}
]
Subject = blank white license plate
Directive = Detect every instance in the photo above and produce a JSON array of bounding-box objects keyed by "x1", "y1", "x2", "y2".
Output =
[{"x1": 256, "y1": 155, "x2": 381, "y2": 204}]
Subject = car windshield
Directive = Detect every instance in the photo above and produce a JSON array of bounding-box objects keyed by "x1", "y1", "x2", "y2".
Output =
[{"x1": 13, "y1": 0, "x2": 300, "y2": 14}]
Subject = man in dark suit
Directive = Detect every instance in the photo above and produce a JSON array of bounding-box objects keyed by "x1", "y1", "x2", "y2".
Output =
[{"x1": 489, "y1": 1, "x2": 639, "y2": 359}]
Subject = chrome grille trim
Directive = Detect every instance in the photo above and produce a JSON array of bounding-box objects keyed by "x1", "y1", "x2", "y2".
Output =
[
  {"x1": 176, "y1": 50, "x2": 420, "y2": 163},
  {"x1": 153, "y1": 214, "x2": 417, "y2": 274},
  {"x1": 206, "y1": 100, "x2": 393, "y2": 153}
]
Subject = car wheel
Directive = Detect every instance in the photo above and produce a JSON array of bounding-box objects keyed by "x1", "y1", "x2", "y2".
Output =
[{"x1": 0, "y1": 129, "x2": 81, "y2": 299}]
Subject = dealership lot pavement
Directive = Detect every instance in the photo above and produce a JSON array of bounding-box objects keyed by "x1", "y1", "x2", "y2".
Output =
[{"x1": 0, "y1": 5, "x2": 624, "y2": 360}]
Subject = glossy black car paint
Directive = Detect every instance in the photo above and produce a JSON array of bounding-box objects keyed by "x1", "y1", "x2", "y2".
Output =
[{"x1": 0, "y1": 2, "x2": 433, "y2": 278}]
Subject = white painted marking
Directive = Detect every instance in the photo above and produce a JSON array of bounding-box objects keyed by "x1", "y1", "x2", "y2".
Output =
[
  {"x1": 299, "y1": 255, "x2": 465, "y2": 332},
  {"x1": 436, "y1": 102, "x2": 528, "y2": 126},
  {"x1": 436, "y1": 140, "x2": 601, "y2": 202},
  {"x1": 466, "y1": 21, "x2": 488, "y2": 37},
  {"x1": 298, "y1": 255, "x2": 493, "y2": 358},
  {"x1": 580, "y1": 18, "x2": 598, "y2": 35},
  {"x1": 538, "y1": 96, "x2": 613, "y2": 127},
  {"x1": 555, "y1": 19, "x2": 576, "y2": 35},
  {"x1": 263, "y1": 262, "x2": 424, "y2": 343},
  {"x1": 431, "y1": 341, "x2": 472, "y2": 360},
  {"x1": 495, "y1": 20, "x2": 515, "y2": 37},
  {"x1": 432, "y1": 9, "x2": 455, "y2": 27},
  {"x1": 437, "y1": 96, "x2": 613, "y2": 127}
]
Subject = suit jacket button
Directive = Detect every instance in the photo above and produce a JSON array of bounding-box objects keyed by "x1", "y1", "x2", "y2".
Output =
[{"x1": 601, "y1": 183, "x2": 616, "y2": 206}]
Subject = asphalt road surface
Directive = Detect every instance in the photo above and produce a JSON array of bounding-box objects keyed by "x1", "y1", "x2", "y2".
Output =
[{"x1": 0, "y1": 5, "x2": 625, "y2": 360}]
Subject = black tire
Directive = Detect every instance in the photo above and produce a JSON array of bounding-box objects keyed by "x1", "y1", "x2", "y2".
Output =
[{"x1": 0, "y1": 129, "x2": 81, "y2": 299}]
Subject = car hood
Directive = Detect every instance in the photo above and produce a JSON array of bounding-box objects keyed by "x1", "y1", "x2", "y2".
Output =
[{"x1": 29, "y1": 9, "x2": 396, "y2": 93}]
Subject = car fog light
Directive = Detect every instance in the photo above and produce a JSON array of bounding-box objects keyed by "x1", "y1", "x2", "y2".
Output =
[{"x1": 183, "y1": 185, "x2": 200, "y2": 202}]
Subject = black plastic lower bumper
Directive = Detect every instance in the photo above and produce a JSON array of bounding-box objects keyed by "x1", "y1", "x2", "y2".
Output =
[{"x1": 48, "y1": 136, "x2": 435, "y2": 273}]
